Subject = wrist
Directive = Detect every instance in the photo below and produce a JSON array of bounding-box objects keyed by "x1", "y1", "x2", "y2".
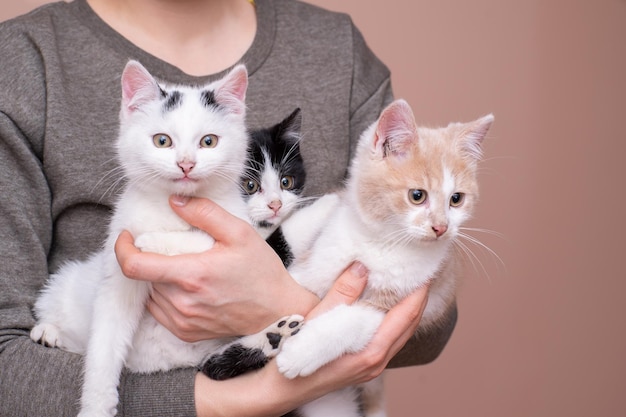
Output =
[
  {"x1": 194, "y1": 367, "x2": 299, "y2": 417},
  {"x1": 281, "y1": 273, "x2": 319, "y2": 317}
]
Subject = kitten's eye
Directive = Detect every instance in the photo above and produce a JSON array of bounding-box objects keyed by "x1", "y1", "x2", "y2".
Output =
[
  {"x1": 200, "y1": 134, "x2": 219, "y2": 148},
  {"x1": 280, "y1": 176, "x2": 295, "y2": 190},
  {"x1": 408, "y1": 189, "x2": 427, "y2": 205},
  {"x1": 153, "y1": 134, "x2": 172, "y2": 148},
  {"x1": 242, "y1": 179, "x2": 260, "y2": 195},
  {"x1": 450, "y1": 193, "x2": 465, "y2": 207}
]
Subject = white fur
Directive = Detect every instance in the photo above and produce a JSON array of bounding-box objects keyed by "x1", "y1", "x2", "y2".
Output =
[
  {"x1": 31, "y1": 61, "x2": 250, "y2": 417},
  {"x1": 279, "y1": 192, "x2": 340, "y2": 259}
]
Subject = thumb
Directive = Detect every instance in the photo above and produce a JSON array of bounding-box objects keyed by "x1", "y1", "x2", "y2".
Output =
[
  {"x1": 307, "y1": 262, "x2": 369, "y2": 320},
  {"x1": 169, "y1": 196, "x2": 252, "y2": 244}
]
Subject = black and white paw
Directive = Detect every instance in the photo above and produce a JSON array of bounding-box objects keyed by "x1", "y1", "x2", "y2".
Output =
[
  {"x1": 201, "y1": 315, "x2": 304, "y2": 381},
  {"x1": 261, "y1": 314, "x2": 304, "y2": 356}
]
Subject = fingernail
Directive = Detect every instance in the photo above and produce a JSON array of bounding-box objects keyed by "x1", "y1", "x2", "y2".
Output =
[
  {"x1": 171, "y1": 195, "x2": 190, "y2": 207},
  {"x1": 350, "y1": 261, "x2": 369, "y2": 278}
]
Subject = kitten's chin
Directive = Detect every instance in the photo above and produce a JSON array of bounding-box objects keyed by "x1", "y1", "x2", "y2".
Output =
[
  {"x1": 256, "y1": 219, "x2": 278, "y2": 229},
  {"x1": 171, "y1": 179, "x2": 201, "y2": 196}
]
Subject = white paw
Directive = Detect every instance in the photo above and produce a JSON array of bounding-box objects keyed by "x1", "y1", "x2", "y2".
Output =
[
  {"x1": 276, "y1": 304, "x2": 385, "y2": 379},
  {"x1": 77, "y1": 409, "x2": 116, "y2": 417},
  {"x1": 276, "y1": 326, "x2": 329, "y2": 379},
  {"x1": 30, "y1": 323, "x2": 63, "y2": 348},
  {"x1": 78, "y1": 394, "x2": 119, "y2": 417}
]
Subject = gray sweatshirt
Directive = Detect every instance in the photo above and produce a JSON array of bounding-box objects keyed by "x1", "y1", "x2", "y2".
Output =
[{"x1": 0, "y1": 0, "x2": 456, "y2": 415}]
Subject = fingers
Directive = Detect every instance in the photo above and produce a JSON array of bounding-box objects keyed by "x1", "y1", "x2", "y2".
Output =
[
  {"x1": 146, "y1": 285, "x2": 206, "y2": 342},
  {"x1": 116, "y1": 197, "x2": 255, "y2": 283},
  {"x1": 370, "y1": 285, "x2": 429, "y2": 359},
  {"x1": 169, "y1": 196, "x2": 252, "y2": 244},
  {"x1": 307, "y1": 262, "x2": 369, "y2": 320}
]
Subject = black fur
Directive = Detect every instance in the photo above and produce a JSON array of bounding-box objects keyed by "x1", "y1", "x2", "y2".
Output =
[
  {"x1": 266, "y1": 228, "x2": 294, "y2": 267},
  {"x1": 201, "y1": 344, "x2": 270, "y2": 381},
  {"x1": 163, "y1": 90, "x2": 182, "y2": 112},
  {"x1": 200, "y1": 89, "x2": 218, "y2": 109}
]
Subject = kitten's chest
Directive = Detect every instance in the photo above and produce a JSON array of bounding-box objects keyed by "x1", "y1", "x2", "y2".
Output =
[
  {"x1": 358, "y1": 239, "x2": 447, "y2": 300},
  {"x1": 111, "y1": 191, "x2": 190, "y2": 237}
]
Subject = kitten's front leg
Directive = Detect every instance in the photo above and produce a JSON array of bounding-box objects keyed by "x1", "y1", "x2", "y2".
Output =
[
  {"x1": 134, "y1": 229, "x2": 215, "y2": 255},
  {"x1": 78, "y1": 270, "x2": 150, "y2": 417},
  {"x1": 201, "y1": 315, "x2": 303, "y2": 380},
  {"x1": 276, "y1": 304, "x2": 384, "y2": 379}
]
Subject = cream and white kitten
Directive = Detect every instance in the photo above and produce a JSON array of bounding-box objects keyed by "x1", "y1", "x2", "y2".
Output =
[{"x1": 277, "y1": 99, "x2": 493, "y2": 417}]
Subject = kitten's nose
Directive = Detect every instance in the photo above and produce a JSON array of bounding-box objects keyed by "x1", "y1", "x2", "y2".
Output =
[
  {"x1": 178, "y1": 161, "x2": 195, "y2": 174},
  {"x1": 268, "y1": 200, "x2": 282, "y2": 214},
  {"x1": 432, "y1": 225, "x2": 448, "y2": 238}
]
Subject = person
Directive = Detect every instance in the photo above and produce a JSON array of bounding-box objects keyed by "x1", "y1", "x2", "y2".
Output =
[{"x1": 0, "y1": 0, "x2": 457, "y2": 415}]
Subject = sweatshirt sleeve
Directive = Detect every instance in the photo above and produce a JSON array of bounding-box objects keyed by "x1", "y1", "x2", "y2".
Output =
[
  {"x1": 0, "y1": 17, "x2": 199, "y2": 417},
  {"x1": 347, "y1": 22, "x2": 458, "y2": 367}
]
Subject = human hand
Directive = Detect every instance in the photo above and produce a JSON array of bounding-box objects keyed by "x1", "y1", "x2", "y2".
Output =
[
  {"x1": 114, "y1": 196, "x2": 319, "y2": 341},
  {"x1": 193, "y1": 265, "x2": 429, "y2": 417}
]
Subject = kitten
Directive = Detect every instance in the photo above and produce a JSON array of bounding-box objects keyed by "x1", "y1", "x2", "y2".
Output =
[
  {"x1": 30, "y1": 60, "x2": 302, "y2": 417},
  {"x1": 275, "y1": 99, "x2": 493, "y2": 417},
  {"x1": 241, "y1": 108, "x2": 307, "y2": 265}
]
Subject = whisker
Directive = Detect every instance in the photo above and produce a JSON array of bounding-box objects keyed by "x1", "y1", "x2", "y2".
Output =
[
  {"x1": 452, "y1": 239, "x2": 492, "y2": 283},
  {"x1": 455, "y1": 231, "x2": 507, "y2": 281}
]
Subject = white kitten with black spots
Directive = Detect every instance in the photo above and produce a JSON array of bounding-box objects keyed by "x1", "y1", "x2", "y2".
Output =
[{"x1": 30, "y1": 60, "x2": 302, "y2": 417}]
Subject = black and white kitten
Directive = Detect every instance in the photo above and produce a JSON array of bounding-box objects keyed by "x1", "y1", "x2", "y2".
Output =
[{"x1": 241, "y1": 108, "x2": 306, "y2": 266}]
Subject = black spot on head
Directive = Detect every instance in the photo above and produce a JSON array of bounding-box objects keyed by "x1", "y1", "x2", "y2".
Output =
[
  {"x1": 163, "y1": 90, "x2": 182, "y2": 112},
  {"x1": 200, "y1": 89, "x2": 219, "y2": 109}
]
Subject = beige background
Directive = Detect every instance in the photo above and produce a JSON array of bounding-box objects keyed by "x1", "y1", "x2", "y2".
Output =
[{"x1": 3, "y1": 1, "x2": 626, "y2": 416}]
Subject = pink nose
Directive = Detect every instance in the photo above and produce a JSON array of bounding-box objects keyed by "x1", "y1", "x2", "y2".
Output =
[
  {"x1": 178, "y1": 162, "x2": 195, "y2": 174},
  {"x1": 432, "y1": 225, "x2": 448, "y2": 238},
  {"x1": 268, "y1": 200, "x2": 282, "y2": 214}
]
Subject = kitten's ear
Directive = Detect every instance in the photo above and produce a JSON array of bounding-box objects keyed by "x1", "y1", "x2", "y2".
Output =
[
  {"x1": 121, "y1": 60, "x2": 162, "y2": 116},
  {"x1": 277, "y1": 108, "x2": 303, "y2": 143},
  {"x1": 373, "y1": 99, "x2": 417, "y2": 158},
  {"x1": 459, "y1": 114, "x2": 494, "y2": 161},
  {"x1": 213, "y1": 64, "x2": 248, "y2": 115}
]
